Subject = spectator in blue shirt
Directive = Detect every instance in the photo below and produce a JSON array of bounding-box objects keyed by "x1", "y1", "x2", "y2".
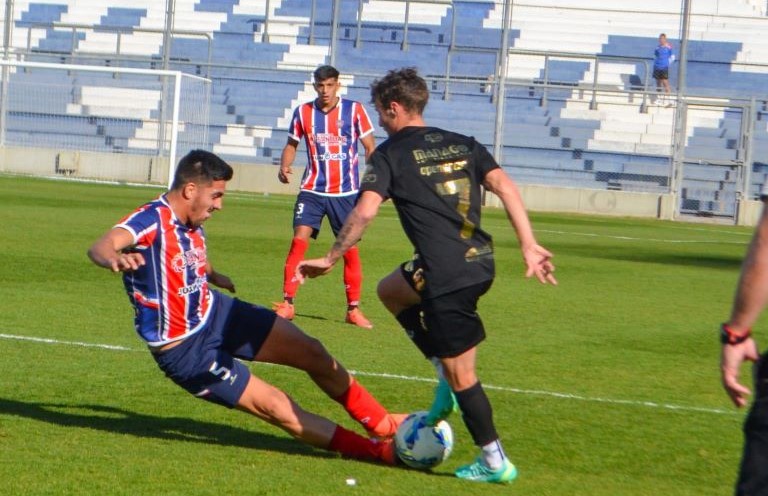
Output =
[{"x1": 653, "y1": 33, "x2": 675, "y2": 106}]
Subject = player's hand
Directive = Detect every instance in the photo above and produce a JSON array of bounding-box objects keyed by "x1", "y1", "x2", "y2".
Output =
[
  {"x1": 296, "y1": 257, "x2": 335, "y2": 284},
  {"x1": 721, "y1": 337, "x2": 760, "y2": 408},
  {"x1": 522, "y1": 244, "x2": 557, "y2": 285},
  {"x1": 110, "y1": 252, "x2": 145, "y2": 272},
  {"x1": 277, "y1": 165, "x2": 292, "y2": 184},
  {"x1": 208, "y1": 271, "x2": 236, "y2": 293}
]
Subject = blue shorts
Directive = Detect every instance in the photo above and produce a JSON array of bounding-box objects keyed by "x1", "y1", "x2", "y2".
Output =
[
  {"x1": 151, "y1": 292, "x2": 277, "y2": 408},
  {"x1": 293, "y1": 190, "x2": 357, "y2": 239}
]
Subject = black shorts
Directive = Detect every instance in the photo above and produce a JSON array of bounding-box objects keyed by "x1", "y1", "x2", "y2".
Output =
[
  {"x1": 400, "y1": 259, "x2": 492, "y2": 358},
  {"x1": 736, "y1": 354, "x2": 768, "y2": 494},
  {"x1": 653, "y1": 68, "x2": 669, "y2": 80}
]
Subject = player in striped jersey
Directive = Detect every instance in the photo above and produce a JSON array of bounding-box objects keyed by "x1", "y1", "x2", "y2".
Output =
[
  {"x1": 88, "y1": 150, "x2": 404, "y2": 464},
  {"x1": 274, "y1": 65, "x2": 376, "y2": 328}
]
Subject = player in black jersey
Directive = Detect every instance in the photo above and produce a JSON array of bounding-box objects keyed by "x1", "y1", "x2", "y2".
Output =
[{"x1": 298, "y1": 68, "x2": 557, "y2": 483}]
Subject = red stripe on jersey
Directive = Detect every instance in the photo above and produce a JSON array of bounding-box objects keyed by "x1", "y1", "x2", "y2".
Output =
[
  {"x1": 133, "y1": 290, "x2": 160, "y2": 309},
  {"x1": 326, "y1": 109, "x2": 341, "y2": 194},
  {"x1": 301, "y1": 103, "x2": 319, "y2": 191},
  {"x1": 190, "y1": 229, "x2": 210, "y2": 323},
  {"x1": 159, "y1": 207, "x2": 188, "y2": 340}
]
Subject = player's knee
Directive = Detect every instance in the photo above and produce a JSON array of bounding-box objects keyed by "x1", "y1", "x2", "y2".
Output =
[
  {"x1": 447, "y1": 373, "x2": 478, "y2": 392},
  {"x1": 302, "y1": 335, "x2": 334, "y2": 366},
  {"x1": 377, "y1": 276, "x2": 402, "y2": 310},
  {"x1": 377, "y1": 279, "x2": 391, "y2": 303},
  {"x1": 442, "y1": 363, "x2": 478, "y2": 391}
]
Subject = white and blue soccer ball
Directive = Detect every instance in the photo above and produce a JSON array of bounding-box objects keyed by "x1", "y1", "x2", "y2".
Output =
[{"x1": 394, "y1": 411, "x2": 454, "y2": 470}]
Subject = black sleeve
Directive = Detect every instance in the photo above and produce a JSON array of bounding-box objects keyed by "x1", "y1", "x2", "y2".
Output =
[
  {"x1": 359, "y1": 149, "x2": 392, "y2": 200},
  {"x1": 471, "y1": 139, "x2": 501, "y2": 180}
]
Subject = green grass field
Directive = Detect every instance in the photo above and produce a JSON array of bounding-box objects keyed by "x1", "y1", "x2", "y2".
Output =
[{"x1": 0, "y1": 174, "x2": 760, "y2": 495}]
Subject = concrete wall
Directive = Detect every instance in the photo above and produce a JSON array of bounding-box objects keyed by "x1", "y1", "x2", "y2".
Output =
[
  {"x1": 486, "y1": 183, "x2": 676, "y2": 220},
  {"x1": 737, "y1": 199, "x2": 765, "y2": 226},
  {"x1": 2, "y1": 148, "x2": 759, "y2": 226},
  {"x1": 0, "y1": 147, "x2": 298, "y2": 190},
  {"x1": 228, "y1": 160, "x2": 303, "y2": 196},
  {"x1": 0, "y1": 146, "x2": 165, "y2": 184},
  {"x1": 225, "y1": 163, "x2": 679, "y2": 221}
]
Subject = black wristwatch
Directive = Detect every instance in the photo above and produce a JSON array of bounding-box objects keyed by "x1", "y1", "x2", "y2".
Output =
[{"x1": 721, "y1": 323, "x2": 752, "y2": 345}]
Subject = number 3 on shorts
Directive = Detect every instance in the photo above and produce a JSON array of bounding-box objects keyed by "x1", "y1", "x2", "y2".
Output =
[{"x1": 295, "y1": 202, "x2": 305, "y2": 216}]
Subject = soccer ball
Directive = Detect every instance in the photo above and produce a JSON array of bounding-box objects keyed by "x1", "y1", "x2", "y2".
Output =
[{"x1": 394, "y1": 411, "x2": 454, "y2": 470}]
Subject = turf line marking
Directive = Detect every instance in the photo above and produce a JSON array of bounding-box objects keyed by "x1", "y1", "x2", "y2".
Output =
[
  {"x1": 1, "y1": 333, "x2": 737, "y2": 416},
  {"x1": 535, "y1": 229, "x2": 748, "y2": 245},
  {"x1": 347, "y1": 370, "x2": 738, "y2": 416},
  {"x1": 667, "y1": 225, "x2": 753, "y2": 237},
  {"x1": 0, "y1": 333, "x2": 135, "y2": 351}
]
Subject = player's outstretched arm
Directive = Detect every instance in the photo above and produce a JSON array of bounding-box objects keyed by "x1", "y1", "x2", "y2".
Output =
[
  {"x1": 207, "y1": 265, "x2": 236, "y2": 293},
  {"x1": 87, "y1": 227, "x2": 145, "y2": 273},
  {"x1": 721, "y1": 200, "x2": 768, "y2": 406},
  {"x1": 483, "y1": 168, "x2": 557, "y2": 285},
  {"x1": 278, "y1": 138, "x2": 299, "y2": 184},
  {"x1": 297, "y1": 191, "x2": 383, "y2": 283},
  {"x1": 361, "y1": 134, "x2": 376, "y2": 162}
]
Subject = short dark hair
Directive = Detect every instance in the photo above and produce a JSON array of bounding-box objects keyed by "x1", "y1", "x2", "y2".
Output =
[
  {"x1": 370, "y1": 67, "x2": 429, "y2": 115},
  {"x1": 171, "y1": 149, "x2": 233, "y2": 190},
  {"x1": 313, "y1": 65, "x2": 340, "y2": 82}
]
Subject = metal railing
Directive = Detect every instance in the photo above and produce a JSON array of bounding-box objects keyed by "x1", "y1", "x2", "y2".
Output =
[
  {"x1": 21, "y1": 22, "x2": 213, "y2": 77},
  {"x1": 506, "y1": 49, "x2": 652, "y2": 112}
]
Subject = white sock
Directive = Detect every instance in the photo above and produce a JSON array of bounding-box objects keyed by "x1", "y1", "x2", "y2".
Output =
[{"x1": 481, "y1": 439, "x2": 507, "y2": 470}]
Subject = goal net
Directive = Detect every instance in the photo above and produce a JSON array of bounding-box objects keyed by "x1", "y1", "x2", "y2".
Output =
[{"x1": 0, "y1": 60, "x2": 211, "y2": 185}]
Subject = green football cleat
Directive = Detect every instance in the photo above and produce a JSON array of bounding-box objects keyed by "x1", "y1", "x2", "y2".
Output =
[
  {"x1": 455, "y1": 457, "x2": 518, "y2": 483},
  {"x1": 425, "y1": 377, "x2": 458, "y2": 425}
]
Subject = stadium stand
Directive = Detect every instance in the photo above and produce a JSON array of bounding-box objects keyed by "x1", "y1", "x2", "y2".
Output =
[{"x1": 4, "y1": 0, "x2": 768, "y2": 217}]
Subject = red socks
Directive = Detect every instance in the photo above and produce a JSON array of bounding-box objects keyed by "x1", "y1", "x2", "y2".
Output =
[
  {"x1": 328, "y1": 426, "x2": 392, "y2": 463},
  {"x1": 334, "y1": 379, "x2": 387, "y2": 434},
  {"x1": 283, "y1": 238, "x2": 362, "y2": 306},
  {"x1": 283, "y1": 237, "x2": 309, "y2": 299},
  {"x1": 343, "y1": 246, "x2": 363, "y2": 306},
  {"x1": 328, "y1": 426, "x2": 378, "y2": 460}
]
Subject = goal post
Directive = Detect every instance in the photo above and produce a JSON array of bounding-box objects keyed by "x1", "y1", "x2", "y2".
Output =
[{"x1": 0, "y1": 59, "x2": 211, "y2": 185}]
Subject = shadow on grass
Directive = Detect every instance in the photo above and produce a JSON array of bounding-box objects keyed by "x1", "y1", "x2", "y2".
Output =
[
  {"x1": 294, "y1": 313, "x2": 330, "y2": 322},
  {"x1": 0, "y1": 398, "x2": 331, "y2": 459},
  {"x1": 555, "y1": 243, "x2": 745, "y2": 270}
]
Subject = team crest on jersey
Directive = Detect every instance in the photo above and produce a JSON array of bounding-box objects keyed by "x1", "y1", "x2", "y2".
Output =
[
  {"x1": 361, "y1": 166, "x2": 376, "y2": 183},
  {"x1": 425, "y1": 132, "x2": 443, "y2": 143},
  {"x1": 171, "y1": 247, "x2": 207, "y2": 272}
]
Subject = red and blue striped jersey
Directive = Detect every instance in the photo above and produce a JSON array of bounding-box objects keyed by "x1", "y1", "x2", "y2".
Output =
[
  {"x1": 115, "y1": 195, "x2": 213, "y2": 346},
  {"x1": 288, "y1": 97, "x2": 374, "y2": 196}
]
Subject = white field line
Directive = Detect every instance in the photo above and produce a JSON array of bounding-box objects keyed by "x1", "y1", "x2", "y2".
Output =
[
  {"x1": 349, "y1": 370, "x2": 738, "y2": 416},
  {"x1": 534, "y1": 228, "x2": 749, "y2": 245},
  {"x1": 665, "y1": 225, "x2": 753, "y2": 237},
  {"x1": 9, "y1": 175, "x2": 748, "y2": 245},
  {"x1": 1, "y1": 333, "x2": 739, "y2": 417},
  {"x1": 0, "y1": 333, "x2": 136, "y2": 351},
  {"x1": 3, "y1": 173, "x2": 753, "y2": 241},
  {"x1": 372, "y1": 214, "x2": 749, "y2": 246}
]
